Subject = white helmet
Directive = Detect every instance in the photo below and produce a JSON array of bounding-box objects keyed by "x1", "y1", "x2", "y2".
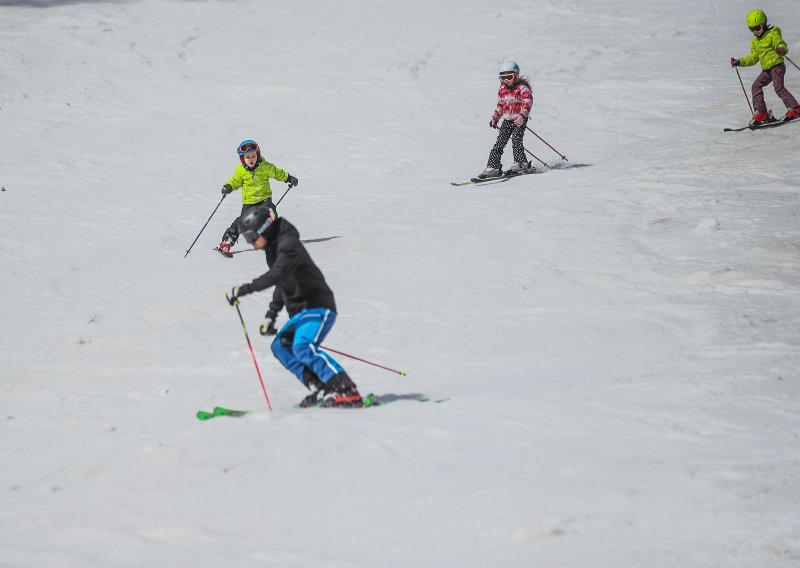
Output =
[{"x1": 499, "y1": 60, "x2": 520, "y2": 75}]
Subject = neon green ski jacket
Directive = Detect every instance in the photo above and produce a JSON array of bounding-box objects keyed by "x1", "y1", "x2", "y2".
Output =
[
  {"x1": 739, "y1": 26, "x2": 789, "y2": 70},
  {"x1": 225, "y1": 159, "x2": 289, "y2": 205}
]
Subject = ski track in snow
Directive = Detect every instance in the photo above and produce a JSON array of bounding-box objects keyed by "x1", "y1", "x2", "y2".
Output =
[{"x1": 1, "y1": 0, "x2": 799, "y2": 567}]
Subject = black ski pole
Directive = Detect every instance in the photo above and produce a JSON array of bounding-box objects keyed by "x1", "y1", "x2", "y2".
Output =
[
  {"x1": 525, "y1": 126, "x2": 568, "y2": 161},
  {"x1": 184, "y1": 193, "x2": 227, "y2": 258},
  {"x1": 785, "y1": 55, "x2": 800, "y2": 72},
  {"x1": 274, "y1": 184, "x2": 294, "y2": 208},
  {"x1": 734, "y1": 67, "x2": 754, "y2": 115}
]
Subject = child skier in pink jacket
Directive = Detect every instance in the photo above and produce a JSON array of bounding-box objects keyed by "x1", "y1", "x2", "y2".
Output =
[{"x1": 476, "y1": 61, "x2": 534, "y2": 179}]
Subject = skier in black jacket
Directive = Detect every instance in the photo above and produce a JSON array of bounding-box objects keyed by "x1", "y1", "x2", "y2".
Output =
[{"x1": 226, "y1": 206, "x2": 363, "y2": 408}]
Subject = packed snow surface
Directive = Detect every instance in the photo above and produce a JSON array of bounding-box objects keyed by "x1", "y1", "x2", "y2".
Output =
[{"x1": 1, "y1": 0, "x2": 799, "y2": 566}]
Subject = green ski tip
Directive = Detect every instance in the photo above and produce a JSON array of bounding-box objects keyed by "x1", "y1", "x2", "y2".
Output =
[
  {"x1": 196, "y1": 406, "x2": 248, "y2": 420},
  {"x1": 213, "y1": 406, "x2": 248, "y2": 417}
]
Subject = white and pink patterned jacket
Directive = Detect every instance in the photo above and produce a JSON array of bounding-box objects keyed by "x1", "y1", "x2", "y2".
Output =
[{"x1": 491, "y1": 82, "x2": 533, "y2": 121}]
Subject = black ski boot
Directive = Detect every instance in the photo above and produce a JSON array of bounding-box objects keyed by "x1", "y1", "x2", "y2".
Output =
[
  {"x1": 320, "y1": 372, "x2": 364, "y2": 408},
  {"x1": 298, "y1": 370, "x2": 326, "y2": 408},
  {"x1": 216, "y1": 228, "x2": 237, "y2": 258}
]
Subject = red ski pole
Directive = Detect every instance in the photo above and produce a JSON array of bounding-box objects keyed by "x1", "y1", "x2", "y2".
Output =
[
  {"x1": 321, "y1": 346, "x2": 406, "y2": 376},
  {"x1": 525, "y1": 126, "x2": 568, "y2": 161},
  {"x1": 233, "y1": 302, "x2": 273, "y2": 412}
]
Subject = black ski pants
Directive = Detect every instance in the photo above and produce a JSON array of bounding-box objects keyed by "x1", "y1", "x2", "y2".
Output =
[{"x1": 487, "y1": 118, "x2": 528, "y2": 169}]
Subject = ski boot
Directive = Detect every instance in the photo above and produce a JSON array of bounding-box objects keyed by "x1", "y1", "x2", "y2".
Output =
[
  {"x1": 784, "y1": 106, "x2": 800, "y2": 121},
  {"x1": 216, "y1": 229, "x2": 236, "y2": 258},
  {"x1": 320, "y1": 372, "x2": 364, "y2": 408},
  {"x1": 751, "y1": 111, "x2": 772, "y2": 126},
  {"x1": 506, "y1": 161, "x2": 534, "y2": 175},
  {"x1": 475, "y1": 167, "x2": 502, "y2": 180},
  {"x1": 299, "y1": 371, "x2": 327, "y2": 408}
]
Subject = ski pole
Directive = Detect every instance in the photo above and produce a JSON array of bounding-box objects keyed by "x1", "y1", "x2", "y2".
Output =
[
  {"x1": 184, "y1": 193, "x2": 227, "y2": 258},
  {"x1": 321, "y1": 346, "x2": 406, "y2": 376},
  {"x1": 524, "y1": 146, "x2": 548, "y2": 167},
  {"x1": 525, "y1": 126, "x2": 568, "y2": 161},
  {"x1": 734, "y1": 66, "x2": 754, "y2": 115},
  {"x1": 785, "y1": 55, "x2": 800, "y2": 72},
  {"x1": 274, "y1": 181, "x2": 296, "y2": 208},
  {"x1": 233, "y1": 302, "x2": 273, "y2": 413}
]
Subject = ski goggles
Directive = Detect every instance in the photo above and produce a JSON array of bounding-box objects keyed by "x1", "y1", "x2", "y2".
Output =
[
  {"x1": 237, "y1": 141, "x2": 259, "y2": 156},
  {"x1": 499, "y1": 73, "x2": 516, "y2": 80},
  {"x1": 242, "y1": 216, "x2": 273, "y2": 244},
  {"x1": 748, "y1": 24, "x2": 764, "y2": 32}
]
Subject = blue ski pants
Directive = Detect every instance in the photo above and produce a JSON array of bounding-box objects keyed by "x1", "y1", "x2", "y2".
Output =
[{"x1": 270, "y1": 308, "x2": 344, "y2": 385}]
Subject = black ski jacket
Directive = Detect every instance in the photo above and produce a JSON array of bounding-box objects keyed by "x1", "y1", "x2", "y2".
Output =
[{"x1": 244, "y1": 218, "x2": 336, "y2": 318}]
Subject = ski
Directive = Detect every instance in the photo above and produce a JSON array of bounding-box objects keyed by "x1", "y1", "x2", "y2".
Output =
[
  {"x1": 196, "y1": 406, "x2": 248, "y2": 420},
  {"x1": 198, "y1": 395, "x2": 449, "y2": 418},
  {"x1": 293, "y1": 393, "x2": 449, "y2": 409},
  {"x1": 451, "y1": 169, "x2": 543, "y2": 187},
  {"x1": 451, "y1": 176, "x2": 513, "y2": 187},
  {"x1": 363, "y1": 393, "x2": 449, "y2": 406},
  {"x1": 214, "y1": 246, "x2": 257, "y2": 256},
  {"x1": 724, "y1": 115, "x2": 799, "y2": 132}
]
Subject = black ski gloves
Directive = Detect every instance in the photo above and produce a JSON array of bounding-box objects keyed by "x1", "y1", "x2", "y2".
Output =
[
  {"x1": 260, "y1": 310, "x2": 278, "y2": 335},
  {"x1": 259, "y1": 318, "x2": 277, "y2": 336},
  {"x1": 222, "y1": 184, "x2": 233, "y2": 195},
  {"x1": 286, "y1": 174, "x2": 299, "y2": 188},
  {"x1": 226, "y1": 284, "x2": 253, "y2": 306}
]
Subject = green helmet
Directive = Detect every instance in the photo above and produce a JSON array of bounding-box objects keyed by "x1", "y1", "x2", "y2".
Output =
[{"x1": 746, "y1": 9, "x2": 767, "y2": 28}]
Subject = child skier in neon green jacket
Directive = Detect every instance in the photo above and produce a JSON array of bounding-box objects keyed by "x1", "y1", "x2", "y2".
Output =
[
  {"x1": 217, "y1": 139, "x2": 298, "y2": 257},
  {"x1": 730, "y1": 9, "x2": 800, "y2": 124}
]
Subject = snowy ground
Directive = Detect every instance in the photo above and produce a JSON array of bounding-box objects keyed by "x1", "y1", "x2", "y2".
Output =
[{"x1": 1, "y1": 0, "x2": 799, "y2": 566}]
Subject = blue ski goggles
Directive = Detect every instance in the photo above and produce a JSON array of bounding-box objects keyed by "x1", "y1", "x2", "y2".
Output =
[{"x1": 237, "y1": 141, "x2": 259, "y2": 156}]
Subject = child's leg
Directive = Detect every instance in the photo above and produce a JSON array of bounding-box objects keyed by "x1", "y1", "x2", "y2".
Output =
[
  {"x1": 752, "y1": 69, "x2": 773, "y2": 114},
  {"x1": 221, "y1": 218, "x2": 239, "y2": 245},
  {"x1": 263, "y1": 198, "x2": 276, "y2": 214},
  {"x1": 770, "y1": 64, "x2": 799, "y2": 109},
  {"x1": 510, "y1": 118, "x2": 528, "y2": 164},
  {"x1": 487, "y1": 121, "x2": 514, "y2": 169}
]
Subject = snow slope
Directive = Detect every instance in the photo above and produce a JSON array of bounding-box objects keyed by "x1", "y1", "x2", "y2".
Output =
[{"x1": 1, "y1": 0, "x2": 799, "y2": 566}]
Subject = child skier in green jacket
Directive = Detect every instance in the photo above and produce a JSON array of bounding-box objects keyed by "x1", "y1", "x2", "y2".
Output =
[
  {"x1": 731, "y1": 9, "x2": 800, "y2": 125},
  {"x1": 217, "y1": 139, "x2": 298, "y2": 257}
]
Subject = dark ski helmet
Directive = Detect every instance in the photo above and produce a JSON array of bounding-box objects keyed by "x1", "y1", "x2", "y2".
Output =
[
  {"x1": 238, "y1": 205, "x2": 276, "y2": 244},
  {"x1": 237, "y1": 139, "x2": 261, "y2": 165}
]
